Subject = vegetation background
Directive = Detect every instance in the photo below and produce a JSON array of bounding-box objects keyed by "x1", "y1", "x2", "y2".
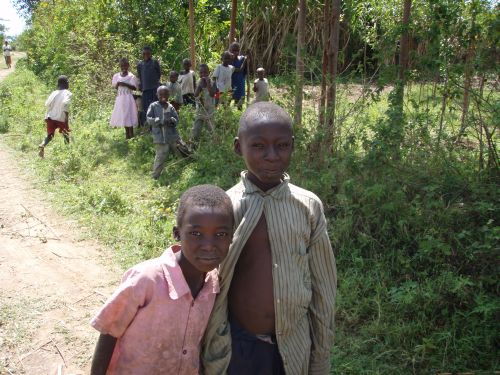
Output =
[{"x1": 0, "y1": 0, "x2": 498, "y2": 373}]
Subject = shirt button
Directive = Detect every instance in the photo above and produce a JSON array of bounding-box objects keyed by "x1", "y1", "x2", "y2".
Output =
[
  {"x1": 277, "y1": 331, "x2": 282, "y2": 335},
  {"x1": 276, "y1": 299, "x2": 280, "y2": 304},
  {"x1": 273, "y1": 263, "x2": 279, "y2": 268},
  {"x1": 182, "y1": 349, "x2": 187, "y2": 355}
]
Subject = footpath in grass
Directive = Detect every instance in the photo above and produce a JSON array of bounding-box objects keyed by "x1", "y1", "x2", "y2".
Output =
[{"x1": 0, "y1": 64, "x2": 498, "y2": 373}]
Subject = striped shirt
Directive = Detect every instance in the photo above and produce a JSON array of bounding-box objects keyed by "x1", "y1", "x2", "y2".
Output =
[{"x1": 202, "y1": 171, "x2": 337, "y2": 374}]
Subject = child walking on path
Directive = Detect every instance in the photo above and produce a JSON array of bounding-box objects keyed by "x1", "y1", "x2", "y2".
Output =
[
  {"x1": 3, "y1": 41, "x2": 12, "y2": 69},
  {"x1": 253, "y1": 67, "x2": 270, "y2": 103},
  {"x1": 90, "y1": 184, "x2": 234, "y2": 375},
  {"x1": 147, "y1": 86, "x2": 180, "y2": 180},
  {"x1": 179, "y1": 58, "x2": 196, "y2": 106},
  {"x1": 38, "y1": 75, "x2": 72, "y2": 158},
  {"x1": 191, "y1": 64, "x2": 215, "y2": 143},
  {"x1": 202, "y1": 102, "x2": 337, "y2": 375},
  {"x1": 229, "y1": 42, "x2": 247, "y2": 110},
  {"x1": 167, "y1": 70, "x2": 183, "y2": 112},
  {"x1": 137, "y1": 46, "x2": 161, "y2": 122},
  {"x1": 110, "y1": 58, "x2": 139, "y2": 139}
]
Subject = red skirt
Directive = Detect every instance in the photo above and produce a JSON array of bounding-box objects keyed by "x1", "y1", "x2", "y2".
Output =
[{"x1": 46, "y1": 118, "x2": 70, "y2": 135}]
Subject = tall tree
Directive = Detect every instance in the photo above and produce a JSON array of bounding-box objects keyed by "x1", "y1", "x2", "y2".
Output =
[
  {"x1": 293, "y1": 0, "x2": 306, "y2": 127},
  {"x1": 324, "y1": 0, "x2": 341, "y2": 149},
  {"x1": 188, "y1": 0, "x2": 196, "y2": 68},
  {"x1": 229, "y1": 0, "x2": 237, "y2": 46}
]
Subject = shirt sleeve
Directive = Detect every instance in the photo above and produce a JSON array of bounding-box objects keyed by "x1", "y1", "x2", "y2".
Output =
[
  {"x1": 213, "y1": 65, "x2": 220, "y2": 79},
  {"x1": 112, "y1": 73, "x2": 119, "y2": 88},
  {"x1": 90, "y1": 267, "x2": 151, "y2": 338},
  {"x1": 307, "y1": 199, "x2": 337, "y2": 374}
]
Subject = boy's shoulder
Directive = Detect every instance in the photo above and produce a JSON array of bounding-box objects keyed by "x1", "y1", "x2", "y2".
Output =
[{"x1": 226, "y1": 177, "x2": 324, "y2": 209}]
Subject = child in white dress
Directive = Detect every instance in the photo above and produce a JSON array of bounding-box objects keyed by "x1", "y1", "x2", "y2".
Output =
[{"x1": 110, "y1": 58, "x2": 139, "y2": 139}]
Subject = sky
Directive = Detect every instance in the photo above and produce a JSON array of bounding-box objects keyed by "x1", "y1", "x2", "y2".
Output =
[{"x1": 0, "y1": 0, "x2": 26, "y2": 37}]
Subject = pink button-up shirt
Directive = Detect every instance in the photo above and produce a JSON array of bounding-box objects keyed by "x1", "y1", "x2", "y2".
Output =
[{"x1": 91, "y1": 245, "x2": 220, "y2": 375}]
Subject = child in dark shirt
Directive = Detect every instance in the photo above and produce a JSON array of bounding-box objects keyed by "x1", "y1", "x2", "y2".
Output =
[{"x1": 137, "y1": 46, "x2": 161, "y2": 121}]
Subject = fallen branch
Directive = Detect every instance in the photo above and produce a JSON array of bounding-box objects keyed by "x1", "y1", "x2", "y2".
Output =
[{"x1": 20, "y1": 204, "x2": 61, "y2": 240}]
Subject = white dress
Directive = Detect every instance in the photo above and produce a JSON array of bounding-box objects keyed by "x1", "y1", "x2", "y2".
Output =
[{"x1": 110, "y1": 72, "x2": 139, "y2": 127}]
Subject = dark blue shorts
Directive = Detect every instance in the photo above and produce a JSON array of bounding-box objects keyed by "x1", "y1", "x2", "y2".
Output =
[{"x1": 228, "y1": 318, "x2": 285, "y2": 375}]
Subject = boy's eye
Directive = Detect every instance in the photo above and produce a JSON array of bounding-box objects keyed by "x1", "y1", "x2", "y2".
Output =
[
  {"x1": 216, "y1": 232, "x2": 228, "y2": 237},
  {"x1": 190, "y1": 231, "x2": 201, "y2": 237},
  {"x1": 252, "y1": 143, "x2": 264, "y2": 149},
  {"x1": 278, "y1": 143, "x2": 290, "y2": 149}
]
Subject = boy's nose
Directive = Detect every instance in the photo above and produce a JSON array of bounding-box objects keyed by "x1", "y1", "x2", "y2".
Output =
[{"x1": 264, "y1": 146, "x2": 280, "y2": 161}]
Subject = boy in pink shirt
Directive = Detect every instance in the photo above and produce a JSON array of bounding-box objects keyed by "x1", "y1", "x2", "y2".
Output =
[{"x1": 90, "y1": 185, "x2": 234, "y2": 375}]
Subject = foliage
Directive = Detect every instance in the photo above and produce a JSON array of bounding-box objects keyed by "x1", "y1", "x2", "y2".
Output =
[
  {"x1": 1, "y1": 62, "x2": 498, "y2": 372},
  {"x1": 3, "y1": 0, "x2": 499, "y2": 372}
]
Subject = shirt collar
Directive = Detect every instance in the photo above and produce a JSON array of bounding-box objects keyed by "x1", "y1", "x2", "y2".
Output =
[
  {"x1": 240, "y1": 170, "x2": 290, "y2": 200},
  {"x1": 161, "y1": 245, "x2": 220, "y2": 300}
]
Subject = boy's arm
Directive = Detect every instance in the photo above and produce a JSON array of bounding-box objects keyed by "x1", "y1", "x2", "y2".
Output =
[
  {"x1": 90, "y1": 333, "x2": 117, "y2": 375},
  {"x1": 194, "y1": 79, "x2": 203, "y2": 97},
  {"x1": 308, "y1": 201, "x2": 337, "y2": 374},
  {"x1": 146, "y1": 103, "x2": 160, "y2": 126},
  {"x1": 192, "y1": 73, "x2": 197, "y2": 90},
  {"x1": 136, "y1": 62, "x2": 142, "y2": 91}
]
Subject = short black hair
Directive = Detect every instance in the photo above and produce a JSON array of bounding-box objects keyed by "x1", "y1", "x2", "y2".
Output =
[
  {"x1": 238, "y1": 102, "x2": 293, "y2": 137},
  {"x1": 119, "y1": 57, "x2": 129, "y2": 65},
  {"x1": 177, "y1": 185, "x2": 233, "y2": 227},
  {"x1": 142, "y1": 46, "x2": 152, "y2": 52},
  {"x1": 170, "y1": 70, "x2": 179, "y2": 77},
  {"x1": 229, "y1": 42, "x2": 240, "y2": 51},
  {"x1": 57, "y1": 75, "x2": 69, "y2": 89},
  {"x1": 183, "y1": 58, "x2": 191, "y2": 65},
  {"x1": 199, "y1": 63, "x2": 209, "y2": 71},
  {"x1": 222, "y1": 51, "x2": 232, "y2": 59}
]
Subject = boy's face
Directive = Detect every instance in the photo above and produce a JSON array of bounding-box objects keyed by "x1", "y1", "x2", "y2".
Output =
[
  {"x1": 169, "y1": 73, "x2": 178, "y2": 83},
  {"x1": 183, "y1": 61, "x2": 191, "y2": 71},
  {"x1": 235, "y1": 120, "x2": 294, "y2": 191},
  {"x1": 158, "y1": 89, "x2": 169, "y2": 103},
  {"x1": 230, "y1": 46, "x2": 239, "y2": 58},
  {"x1": 199, "y1": 66, "x2": 210, "y2": 78},
  {"x1": 222, "y1": 53, "x2": 232, "y2": 66},
  {"x1": 143, "y1": 50, "x2": 152, "y2": 60},
  {"x1": 174, "y1": 205, "x2": 233, "y2": 273},
  {"x1": 257, "y1": 70, "x2": 265, "y2": 79}
]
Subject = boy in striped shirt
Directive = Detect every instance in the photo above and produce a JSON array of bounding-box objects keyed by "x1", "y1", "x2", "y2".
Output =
[{"x1": 202, "y1": 102, "x2": 337, "y2": 374}]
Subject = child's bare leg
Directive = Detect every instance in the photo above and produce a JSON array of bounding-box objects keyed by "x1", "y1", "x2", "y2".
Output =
[
  {"x1": 63, "y1": 131, "x2": 70, "y2": 144},
  {"x1": 40, "y1": 133, "x2": 54, "y2": 148}
]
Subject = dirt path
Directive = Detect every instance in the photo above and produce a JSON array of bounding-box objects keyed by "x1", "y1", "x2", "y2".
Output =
[{"x1": 0, "y1": 55, "x2": 119, "y2": 374}]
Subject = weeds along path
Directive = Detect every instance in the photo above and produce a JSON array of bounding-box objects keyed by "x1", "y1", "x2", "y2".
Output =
[{"x1": 0, "y1": 57, "x2": 118, "y2": 374}]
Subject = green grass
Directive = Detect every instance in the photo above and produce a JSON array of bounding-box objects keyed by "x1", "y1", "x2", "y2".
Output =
[{"x1": 0, "y1": 64, "x2": 498, "y2": 373}]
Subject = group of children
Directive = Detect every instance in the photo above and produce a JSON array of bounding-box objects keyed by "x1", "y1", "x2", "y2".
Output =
[
  {"x1": 38, "y1": 44, "x2": 271, "y2": 181},
  {"x1": 90, "y1": 101, "x2": 337, "y2": 375},
  {"x1": 35, "y1": 44, "x2": 337, "y2": 374}
]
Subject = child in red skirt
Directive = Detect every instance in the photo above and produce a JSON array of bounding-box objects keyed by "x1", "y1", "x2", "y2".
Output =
[{"x1": 38, "y1": 75, "x2": 72, "y2": 158}]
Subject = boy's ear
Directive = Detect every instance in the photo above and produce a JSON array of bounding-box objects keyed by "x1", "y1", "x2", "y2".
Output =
[
  {"x1": 172, "y1": 226, "x2": 181, "y2": 241},
  {"x1": 291, "y1": 136, "x2": 295, "y2": 151},
  {"x1": 234, "y1": 137, "x2": 242, "y2": 156}
]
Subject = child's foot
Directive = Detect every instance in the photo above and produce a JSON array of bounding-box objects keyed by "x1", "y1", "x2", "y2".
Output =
[{"x1": 38, "y1": 146, "x2": 44, "y2": 158}]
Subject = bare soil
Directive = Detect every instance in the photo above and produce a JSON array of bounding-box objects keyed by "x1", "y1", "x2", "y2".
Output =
[{"x1": 0, "y1": 54, "x2": 119, "y2": 375}]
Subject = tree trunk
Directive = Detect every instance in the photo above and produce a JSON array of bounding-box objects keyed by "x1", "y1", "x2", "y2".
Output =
[
  {"x1": 398, "y1": 0, "x2": 412, "y2": 82},
  {"x1": 293, "y1": 0, "x2": 306, "y2": 127},
  {"x1": 188, "y1": 0, "x2": 196, "y2": 69},
  {"x1": 319, "y1": 1, "x2": 331, "y2": 126},
  {"x1": 229, "y1": 0, "x2": 238, "y2": 46},
  {"x1": 325, "y1": 0, "x2": 341, "y2": 149}
]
